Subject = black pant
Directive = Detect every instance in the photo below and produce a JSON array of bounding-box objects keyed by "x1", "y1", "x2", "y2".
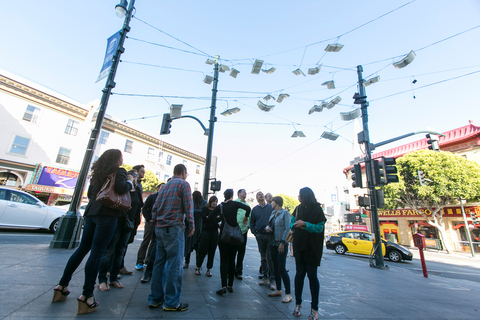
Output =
[
  {"x1": 196, "y1": 229, "x2": 218, "y2": 269},
  {"x1": 235, "y1": 232, "x2": 248, "y2": 275},
  {"x1": 294, "y1": 251, "x2": 319, "y2": 310},
  {"x1": 218, "y1": 241, "x2": 238, "y2": 287},
  {"x1": 271, "y1": 244, "x2": 291, "y2": 294}
]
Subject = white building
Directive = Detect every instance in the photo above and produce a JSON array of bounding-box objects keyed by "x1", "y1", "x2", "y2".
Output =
[{"x1": 0, "y1": 69, "x2": 205, "y2": 204}]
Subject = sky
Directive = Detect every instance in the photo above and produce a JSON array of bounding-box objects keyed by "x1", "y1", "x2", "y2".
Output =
[{"x1": 1, "y1": 0, "x2": 479, "y2": 202}]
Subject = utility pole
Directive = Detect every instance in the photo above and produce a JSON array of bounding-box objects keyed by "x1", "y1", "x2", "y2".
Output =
[{"x1": 356, "y1": 65, "x2": 385, "y2": 268}]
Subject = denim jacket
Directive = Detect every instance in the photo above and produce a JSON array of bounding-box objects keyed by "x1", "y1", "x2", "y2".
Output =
[{"x1": 268, "y1": 209, "x2": 291, "y2": 245}]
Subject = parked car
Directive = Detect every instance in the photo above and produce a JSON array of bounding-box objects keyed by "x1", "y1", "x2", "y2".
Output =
[
  {"x1": 0, "y1": 187, "x2": 67, "y2": 233},
  {"x1": 58, "y1": 202, "x2": 88, "y2": 216},
  {"x1": 326, "y1": 230, "x2": 413, "y2": 262}
]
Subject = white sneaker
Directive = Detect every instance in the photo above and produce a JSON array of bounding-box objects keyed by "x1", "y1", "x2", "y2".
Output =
[
  {"x1": 270, "y1": 283, "x2": 277, "y2": 290},
  {"x1": 259, "y1": 278, "x2": 270, "y2": 286}
]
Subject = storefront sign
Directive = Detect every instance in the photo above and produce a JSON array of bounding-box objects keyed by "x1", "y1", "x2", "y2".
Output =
[
  {"x1": 25, "y1": 184, "x2": 74, "y2": 195},
  {"x1": 37, "y1": 166, "x2": 79, "y2": 189},
  {"x1": 375, "y1": 206, "x2": 480, "y2": 218},
  {"x1": 345, "y1": 225, "x2": 369, "y2": 232}
]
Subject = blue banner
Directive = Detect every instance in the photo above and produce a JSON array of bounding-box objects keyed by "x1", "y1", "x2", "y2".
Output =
[{"x1": 96, "y1": 30, "x2": 121, "y2": 83}]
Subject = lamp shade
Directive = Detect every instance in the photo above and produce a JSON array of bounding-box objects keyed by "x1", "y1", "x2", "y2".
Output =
[
  {"x1": 325, "y1": 44, "x2": 344, "y2": 52},
  {"x1": 321, "y1": 131, "x2": 339, "y2": 141},
  {"x1": 257, "y1": 100, "x2": 274, "y2": 112},
  {"x1": 277, "y1": 93, "x2": 290, "y2": 103},
  {"x1": 393, "y1": 50, "x2": 416, "y2": 69},
  {"x1": 170, "y1": 104, "x2": 183, "y2": 118},
  {"x1": 363, "y1": 76, "x2": 380, "y2": 87},
  {"x1": 264, "y1": 94, "x2": 275, "y2": 101},
  {"x1": 340, "y1": 108, "x2": 361, "y2": 121},
  {"x1": 251, "y1": 59, "x2": 264, "y2": 74},
  {"x1": 322, "y1": 80, "x2": 335, "y2": 89},
  {"x1": 262, "y1": 67, "x2": 276, "y2": 74},
  {"x1": 291, "y1": 131, "x2": 306, "y2": 138},
  {"x1": 203, "y1": 75, "x2": 213, "y2": 84},
  {"x1": 308, "y1": 64, "x2": 322, "y2": 75},
  {"x1": 229, "y1": 69, "x2": 240, "y2": 78},
  {"x1": 308, "y1": 105, "x2": 323, "y2": 114},
  {"x1": 292, "y1": 68, "x2": 306, "y2": 76},
  {"x1": 221, "y1": 107, "x2": 241, "y2": 116}
]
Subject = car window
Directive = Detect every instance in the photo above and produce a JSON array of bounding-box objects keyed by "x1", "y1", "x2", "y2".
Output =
[
  {"x1": 9, "y1": 191, "x2": 38, "y2": 205},
  {"x1": 0, "y1": 189, "x2": 6, "y2": 200},
  {"x1": 343, "y1": 232, "x2": 353, "y2": 238},
  {"x1": 360, "y1": 233, "x2": 373, "y2": 241},
  {"x1": 350, "y1": 232, "x2": 361, "y2": 239}
]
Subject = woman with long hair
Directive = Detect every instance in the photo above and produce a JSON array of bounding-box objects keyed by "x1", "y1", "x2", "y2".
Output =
[
  {"x1": 291, "y1": 187, "x2": 327, "y2": 320},
  {"x1": 52, "y1": 149, "x2": 134, "y2": 315},
  {"x1": 195, "y1": 195, "x2": 218, "y2": 276},
  {"x1": 209, "y1": 189, "x2": 251, "y2": 295},
  {"x1": 184, "y1": 191, "x2": 206, "y2": 269}
]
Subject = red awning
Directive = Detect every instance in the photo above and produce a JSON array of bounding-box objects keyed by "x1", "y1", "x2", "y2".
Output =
[{"x1": 452, "y1": 223, "x2": 480, "y2": 230}]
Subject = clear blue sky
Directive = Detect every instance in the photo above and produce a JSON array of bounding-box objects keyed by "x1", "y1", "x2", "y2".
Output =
[{"x1": 1, "y1": 0, "x2": 479, "y2": 201}]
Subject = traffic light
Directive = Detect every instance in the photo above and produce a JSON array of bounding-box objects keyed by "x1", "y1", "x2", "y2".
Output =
[
  {"x1": 351, "y1": 164, "x2": 363, "y2": 188},
  {"x1": 353, "y1": 92, "x2": 367, "y2": 105},
  {"x1": 418, "y1": 170, "x2": 426, "y2": 186},
  {"x1": 210, "y1": 180, "x2": 221, "y2": 192},
  {"x1": 378, "y1": 157, "x2": 399, "y2": 185},
  {"x1": 426, "y1": 134, "x2": 440, "y2": 151},
  {"x1": 160, "y1": 113, "x2": 172, "y2": 135}
]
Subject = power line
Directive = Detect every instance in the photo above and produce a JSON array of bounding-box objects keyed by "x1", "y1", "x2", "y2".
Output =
[
  {"x1": 127, "y1": 36, "x2": 207, "y2": 57},
  {"x1": 121, "y1": 60, "x2": 204, "y2": 74}
]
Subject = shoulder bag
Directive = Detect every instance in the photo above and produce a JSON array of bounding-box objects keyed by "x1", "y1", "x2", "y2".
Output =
[
  {"x1": 285, "y1": 208, "x2": 296, "y2": 243},
  {"x1": 219, "y1": 204, "x2": 244, "y2": 246},
  {"x1": 96, "y1": 173, "x2": 132, "y2": 212}
]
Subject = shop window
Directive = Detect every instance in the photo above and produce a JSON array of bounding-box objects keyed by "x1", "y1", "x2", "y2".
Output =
[
  {"x1": 64, "y1": 119, "x2": 79, "y2": 136},
  {"x1": 99, "y1": 131, "x2": 110, "y2": 144},
  {"x1": 22, "y1": 105, "x2": 40, "y2": 124},
  {"x1": 166, "y1": 155, "x2": 172, "y2": 165},
  {"x1": 0, "y1": 172, "x2": 20, "y2": 187},
  {"x1": 124, "y1": 139, "x2": 133, "y2": 153},
  {"x1": 56, "y1": 147, "x2": 72, "y2": 165},
  {"x1": 9, "y1": 135, "x2": 30, "y2": 156},
  {"x1": 196, "y1": 165, "x2": 200, "y2": 174}
]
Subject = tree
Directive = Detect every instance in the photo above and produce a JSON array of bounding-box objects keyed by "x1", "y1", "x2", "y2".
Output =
[
  {"x1": 121, "y1": 164, "x2": 162, "y2": 193},
  {"x1": 384, "y1": 150, "x2": 480, "y2": 253},
  {"x1": 276, "y1": 194, "x2": 300, "y2": 213}
]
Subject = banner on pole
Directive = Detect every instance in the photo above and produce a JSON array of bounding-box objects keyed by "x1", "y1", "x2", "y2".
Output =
[{"x1": 95, "y1": 30, "x2": 121, "y2": 83}]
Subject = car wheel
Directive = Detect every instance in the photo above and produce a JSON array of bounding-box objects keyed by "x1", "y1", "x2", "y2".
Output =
[
  {"x1": 50, "y1": 218, "x2": 60, "y2": 233},
  {"x1": 335, "y1": 244, "x2": 346, "y2": 254},
  {"x1": 388, "y1": 250, "x2": 402, "y2": 262}
]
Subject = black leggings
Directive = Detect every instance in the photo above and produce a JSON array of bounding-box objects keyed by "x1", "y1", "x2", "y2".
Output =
[
  {"x1": 196, "y1": 229, "x2": 218, "y2": 269},
  {"x1": 294, "y1": 251, "x2": 319, "y2": 310},
  {"x1": 218, "y1": 241, "x2": 238, "y2": 287}
]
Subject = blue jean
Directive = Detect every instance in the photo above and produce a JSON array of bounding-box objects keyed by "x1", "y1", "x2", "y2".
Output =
[
  {"x1": 148, "y1": 226, "x2": 184, "y2": 308},
  {"x1": 98, "y1": 221, "x2": 132, "y2": 283},
  {"x1": 255, "y1": 234, "x2": 274, "y2": 281},
  {"x1": 271, "y1": 244, "x2": 291, "y2": 294},
  {"x1": 143, "y1": 234, "x2": 157, "y2": 279},
  {"x1": 59, "y1": 215, "x2": 118, "y2": 297},
  {"x1": 294, "y1": 251, "x2": 319, "y2": 310}
]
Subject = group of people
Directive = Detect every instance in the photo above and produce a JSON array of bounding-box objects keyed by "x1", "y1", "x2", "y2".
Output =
[{"x1": 51, "y1": 149, "x2": 327, "y2": 320}]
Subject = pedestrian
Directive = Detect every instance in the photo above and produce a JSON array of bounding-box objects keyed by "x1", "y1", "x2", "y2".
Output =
[
  {"x1": 234, "y1": 189, "x2": 250, "y2": 280},
  {"x1": 52, "y1": 149, "x2": 134, "y2": 315},
  {"x1": 138, "y1": 183, "x2": 165, "y2": 283},
  {"x1": 265, "y1": 192, "x2": 273, "y2": 205},
  {"x1": 250, "y1": 191, "x2": 275, "y2": 289},
  {"x1": 210, "y1": 188, "x2": 251, "y2": 295},
  {"x1": 291, "y1": 187, "x2": 327, "y2": 320},
  {"x1": 148, "y1": 164, "x2": 193, "y2": 311},
  {"x1": 184, "y1": 191, "x2": 206, "y2": 270},
  {"x1": 266, "y1": 196, "x2": 292, "y2": 303},
  {"x1": 97, "y1": 168, "x2": 143, "y2": 290},
  {"x1": 195, "y1": 195, "x2": 219, "y2": 276}
]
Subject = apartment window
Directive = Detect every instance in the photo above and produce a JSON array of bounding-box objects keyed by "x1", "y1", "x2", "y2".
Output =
[
  {"x1": 166, "y1": 155, "x2": 172, "y2": 165},
  {"x1": 22, "y1": 105, "x2": 40, "y2": 124},
  {"x1": 156, "y1": 172, "x2": 161, "y2": 179},
  {"x1": 158, "y1": 151, "x2": 164, "y2": 163},
  {"x1": 9, "y1": 135, "x2": 30, "y2": 155},
  {"x1": 183, "y1": 160, "x2": 187, "y2": 165},
  {"x1": 196, "y1": 165, "x2": 200, "y2": 174},
  {"x1": 64, "y1": 119, "x2": 79, "y2": 136},
  {"x1": 56, "y1": 147, "x2": 72, "y2": 165},
  {"x1": 99, "y1": 131, "x2": 110, "y2": 144},
  {"x1": 124, "y1": 139, "x2": 133, "y2": 153}
]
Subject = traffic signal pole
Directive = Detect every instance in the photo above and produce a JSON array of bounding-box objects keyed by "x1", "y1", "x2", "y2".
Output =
[{"x1": 356, "y1": 65, "x2": 385, "y2": 268}]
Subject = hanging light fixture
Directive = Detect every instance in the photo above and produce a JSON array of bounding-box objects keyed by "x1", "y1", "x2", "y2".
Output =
[
  {"x1": 220, "y1": 107, "x2": 241, "y2": 116},
  {"x1": 308, "y1": 64, "x2": 322, "y2": 75},
  {"x1": 324, "y1": 44, "x2": 344, "y2": 52},
  {"x1": 321, "y1": 131, "x2": 339, "y2": 141},
  {"x1": 229, "y1": 68, "x2": 240, "y2": 78},
  {"x1": 308, "y1": 104, "x2": 323, "y2": 114},
  {"x1": 340, "y1": 108, "x2": 361, "y2": 121},
  {"x1": 169, "y1": 104, "x2": 183, "y2": 118},
  {"x1": 291, "y1": 131, "x2": 306, "y2": 138},
  {"x1": 292, "y1": 68, "x2": 306, "y2": 76},
  {"x1": 257, "y1": 100, "x2": 275, "y2": 112},
  {"x1": 322, "y1": 80, "x2": 335, "y2": 89},
  {"x1": 205, "y1": 58, "x2": 215, "y2": 65},
  {"x1": 219, "y1": 65, "x2": 230, "y2": 73},
  {"x1": 263, "y1": 94, "x2": 275, "y2": 101},
  {"x1": 277, "y1": 93, "x2": 290, "y2": 103},
  {"x1": 325, "y1": 96, "x2": 342, "y2": 109},
  {"x1": 393, "y1": 50, "x2": 416, "y2": 69},
  {"x1": 262, "y1": 67, "x2": 276, "y2": 74},
  {"x1": 363, "y1": 76, "x2": 380, "y2": 87},
  {"x1": 203, "y1": 75, "x2": 213, "y2": 84},
  {"x1": 251, "y1": 59, "x2": 264, "y2": 74}
]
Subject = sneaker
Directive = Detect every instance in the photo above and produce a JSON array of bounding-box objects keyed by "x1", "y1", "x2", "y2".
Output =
[
  {"x1": 119, "y1": 267, "x2": 132, "y2": 275},
  {"x1": 135, "y1": 263, "x2": 144, "y2": 270},
  {"x1": 270, "y1": 283, "x2": 277, "y2": 291},
  {"x1": 140, "y1": 276, "x2": 151, "y2": 283},
  {"x1": 148, "y1": 300, "x2": 163, "y2": 308},
  {"x1": 163, "y1": 302, "x2": 189, "y2": 311},
  {"x1": 259, "y1": 278, "x2": 270, "y2": 286},
  {"x1": 226, "y1": 286, "x2": 233, "y2": 293},
  {"x1": 216, "y1": 287, "x2": 227, "y2": 295},
  {"x1": 268, "y1": 290, "x2": 282, "y2": 297}
]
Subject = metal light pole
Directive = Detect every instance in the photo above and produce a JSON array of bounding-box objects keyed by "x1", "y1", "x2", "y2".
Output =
[
  {"x1": 202, "y1": 55, "x2": 219, "y2": 200},
  {"x1": 356, "y1": 65, "x2": 385, "y2": 268},
  {"x1": 50, "y1": 0, "x2": 135, "y2": 249}
]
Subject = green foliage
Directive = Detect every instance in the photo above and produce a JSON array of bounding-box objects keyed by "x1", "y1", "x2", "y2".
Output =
[
  {"x1": 276, "y1": 193, "x2": 300, "y2": 213},
  {"x1": 121, "y1": 164, "x2": 162, "y2": 193},
  {"x1": 384, "y1": 150, "x2": 480, "y2": 209}
]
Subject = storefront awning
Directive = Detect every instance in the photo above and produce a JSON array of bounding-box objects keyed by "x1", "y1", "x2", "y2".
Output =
[{"x1": 452, "y1": 223, "x2": 480, "y2": 230}]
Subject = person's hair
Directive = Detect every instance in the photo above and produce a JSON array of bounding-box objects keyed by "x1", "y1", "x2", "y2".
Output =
[
  {"x1": 207, "y1": 196, "x2": 218, "y2": 208},
  {"x1": 173, "y1": 164, "x2": 187, "y2": 176},
  {"x1": 192, "y1": 191, "x2": 203, "y2": 204},
  {"x1": 224, "y1": 188, "x2": 234, "y2": 201},
  {"x1": 237, "y1": 188, "x2": 246, "y2": 196},
  {"x1": 90, "y1": 149, "x2": 122, "y2": 186},
  {"x1": 299, "y1": 187, "x2": 318, "y2": 207},
  {"x1": 272, "y1": 196, "x2": 283, "y2": 207},
  {"x1": 132, "y1": 164, "x2": 144, "y2": 171}
]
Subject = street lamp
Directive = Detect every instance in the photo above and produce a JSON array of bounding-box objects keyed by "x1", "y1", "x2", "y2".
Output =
[{"x1": 50, "y1": 0, "x2": 135, "y2": 249}]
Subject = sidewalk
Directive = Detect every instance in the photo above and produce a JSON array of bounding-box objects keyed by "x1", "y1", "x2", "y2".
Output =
[{"x1": 1, "y1": 230, "x2": 479, "y2": 319}]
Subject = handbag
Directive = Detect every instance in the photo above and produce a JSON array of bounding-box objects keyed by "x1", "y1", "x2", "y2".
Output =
[
  {"x1": 219, "y1": 204, "x2": 244, "y2": 246},
  {"x1": 96, "y1": 173, "x2": 132, "y2": 212},
  {"x1": 285, "y1": 230, "x2": 294, "y2": 243}
]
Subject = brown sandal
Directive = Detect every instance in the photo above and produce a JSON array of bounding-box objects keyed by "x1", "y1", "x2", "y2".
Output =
[{"x1": 109, "y1": 281, "x2": 124, "y2": 289}]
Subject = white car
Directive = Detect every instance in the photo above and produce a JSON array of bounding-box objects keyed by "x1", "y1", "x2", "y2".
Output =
[
  {"x1": 58, "y1": 202, "x2": 88, "y2": 216},
  {"x1": 0, "y1": 187, "x2": 67, "y2": 233}
]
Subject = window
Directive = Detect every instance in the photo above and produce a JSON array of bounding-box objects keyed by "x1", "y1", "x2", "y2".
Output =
[
  {"x1": 9, "y1": 191, "x2": 37, "y2": 205},
  {"x1": 183, "y1": 160, "x2": 187, "y2": 165},
  {"x1": 99, "y1": 131, "x2": 110, "y2": 144},
  {"x1": 166, "y1": 155, "x2": 172, "y2": 165},
  {"x1": 156, "y1": 172, "x2": 161, "y2": 179},
  {"x1": 9, "y1": 135, "x2": 30, "y2": 156},
  {"x1": 148, "y1": 148, "x2": 155, "y2": 156},
  {"x1": 196, "y1": 165, "x2": 200, "y2": 174},
  {"x1": 22, "y1": 105, "x2": 40, "y2": 124},
  {"x1": 164, "y1": 174, "x2": 170, "y2": 181},
  {"x1": 56, "y1": 147, "x2": 72, "y2": 165},
  {"x1": 124, "y1": 140, "x2": 133, "y2": 153},
  {"x1": 194, "y1": 182, "x2": 199, "y2": 190},
  {"x1": 158, "y1": 151, "x2": 164, "y2": 163},
  {"x1": 64, "y1": 119, "x2": 79, "y2": 136}
]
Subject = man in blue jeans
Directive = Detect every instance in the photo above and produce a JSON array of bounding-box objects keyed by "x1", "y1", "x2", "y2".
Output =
[{"x1": 148, "y1": 164, "x2": 193, "y2": 311}]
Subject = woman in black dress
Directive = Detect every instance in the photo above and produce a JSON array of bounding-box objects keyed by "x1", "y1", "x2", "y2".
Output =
[{"x1": 195, "y1": 196, "x2": 218, "y2": 276}]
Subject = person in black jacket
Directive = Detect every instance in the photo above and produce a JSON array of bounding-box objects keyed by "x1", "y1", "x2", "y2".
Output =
[
  {"x1": 195, "y1": 195, "x2": 218, "y2": 276},
  {"x1": 209, "y1": 189, "x2": 251, "y2": 295},
  {"x1": 291, "y1": 187, "x2": 327, "y2": 320},
  {"x1": 52, "y1": 149, "x2": 134, "y2": 315}
]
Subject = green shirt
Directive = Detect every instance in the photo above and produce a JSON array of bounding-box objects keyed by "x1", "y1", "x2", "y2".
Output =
[{"x1": 235, "y1": 198, "x2": 251, "y2": 234}]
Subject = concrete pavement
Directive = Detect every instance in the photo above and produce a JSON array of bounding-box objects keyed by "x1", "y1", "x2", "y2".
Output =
[{"x1": 0, "y1": 229, "x2": 479, "y2": 319}]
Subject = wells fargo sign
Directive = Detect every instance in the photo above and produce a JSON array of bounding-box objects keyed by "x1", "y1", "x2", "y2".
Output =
[{"x1": 376, "y1": 206, "x2": 480, "y2": 218}]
